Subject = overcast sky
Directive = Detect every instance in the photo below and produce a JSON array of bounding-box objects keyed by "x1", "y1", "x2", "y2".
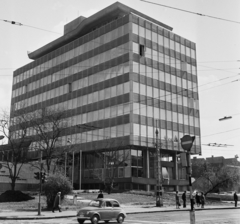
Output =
[{"x1": 1, "y1": 0, "x2": 239, "y2": 159}]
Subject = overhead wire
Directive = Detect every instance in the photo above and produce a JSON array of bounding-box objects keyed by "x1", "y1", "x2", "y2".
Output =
[
  {"x1": 0, "y1": 19, "x2": 61, "y2": 35},
  {"x1": 0, "y1": 24, "x2": 238, "y2": 75},
  {"x1": 2, "y1": 10, "x2": 239, "y2": 150},
  {"x1": 202, "y1": 128, "x2": 240, "y2": 138},
  {"x1": 140, "y1": 0, "x2": 240, "y2": 25},
  {"x1": 2, "y1": 27, "x2": 238, "y2": 135},
  {"x1": 11, "y1": 65, "x2": 240, "y2": 124}
]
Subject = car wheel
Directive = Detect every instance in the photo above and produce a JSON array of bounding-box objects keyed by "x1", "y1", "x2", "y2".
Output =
[
  {"x1": 77, "y1": 219, "x2": 85, "y2": 224},
  {"x1": 117, "y1": 214, "x2": 125, "y2": 223},
  {"x1": 91, "y1": 215, "x2": 100, "y2": 224}
]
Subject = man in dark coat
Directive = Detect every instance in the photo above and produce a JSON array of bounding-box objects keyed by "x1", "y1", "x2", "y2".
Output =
[
  {"x1": 234, "y1": 192, "x2": 238, "y2": 207},
  {"x1": 182, "y1": 191, "x2": 187, "y2": 208},
  {"x1": 196, "y1": 191, "x2": 201, "y2": 207},
  {"x1": 97, "y1": 190, "x2": 104, "y2": 199},
  {"x1": 52, "y1": 192, "x2": 62, "y2": 212},
  {"x1": 200, "y1": 192, "x2": 205, "y2": 208}
]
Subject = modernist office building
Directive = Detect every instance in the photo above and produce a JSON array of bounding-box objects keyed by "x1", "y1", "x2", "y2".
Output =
[{"x1": 10, "y1": 2, "x2": 201, "y2": 191}]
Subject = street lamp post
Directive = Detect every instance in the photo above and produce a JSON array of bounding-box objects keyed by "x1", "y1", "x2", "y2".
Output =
[{"x1": 155, "y1": 128, "x2": 163, "y2": 207}]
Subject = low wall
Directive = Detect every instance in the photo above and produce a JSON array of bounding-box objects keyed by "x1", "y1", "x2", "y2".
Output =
[{"x1": 206, "y1": 193, "x2": 236, "y2": 201}]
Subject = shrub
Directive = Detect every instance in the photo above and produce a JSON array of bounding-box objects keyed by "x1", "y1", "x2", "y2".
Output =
[
  {"x1": 42, "y1": 172, "x2": 73, "y2": 209},
  {"x1": 0, "y1": 190, "x2": 35, "y2": 202}
]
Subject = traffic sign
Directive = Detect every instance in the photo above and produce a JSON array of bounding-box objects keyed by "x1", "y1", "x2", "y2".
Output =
[{"x1": 181, "y1": 135, "x2": 195, "y2": 151}]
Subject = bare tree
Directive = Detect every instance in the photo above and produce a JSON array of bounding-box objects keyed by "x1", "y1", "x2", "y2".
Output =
[
  {"x1": 92, "y1": 140, "x2": 130, "y2": 194},
  {"x1": 28, "y1": 108, "x2": 69, "y2": 173},
  {"x1": 192, "y1": 159, "x2": 240, "y2": 196},
  {"x1": 0, "y1": 110, "x2": 31, "y2": 191}
]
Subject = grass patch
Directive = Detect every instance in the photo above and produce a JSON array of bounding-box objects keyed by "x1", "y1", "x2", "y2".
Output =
[{"x1": 0, "y1": 191, "x2": 228, "y2": 211}]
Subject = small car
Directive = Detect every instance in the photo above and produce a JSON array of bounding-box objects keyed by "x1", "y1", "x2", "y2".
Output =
[{"x1": 76, "y1": 198, "x2": 126, "y2": 224}]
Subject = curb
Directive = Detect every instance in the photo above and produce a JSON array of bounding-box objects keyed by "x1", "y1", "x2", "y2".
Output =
[
  {"x1": 0, "y1": 207, "x2": 239, "y2": 220},
  {"x1": 127, "y1": 206, "x2": 240, "y2": 214},
  {"x1": 0, "y1": 215, "x2": 75, "y2": 220}
]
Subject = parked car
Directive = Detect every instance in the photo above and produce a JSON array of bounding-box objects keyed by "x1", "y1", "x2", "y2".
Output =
[{"x1": 76, "y1": 198, "x2": 126, "y2": 224}]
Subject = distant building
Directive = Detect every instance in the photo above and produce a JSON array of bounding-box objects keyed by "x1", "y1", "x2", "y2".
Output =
[{"x1": 9, "y1": 2, "x2": 201, "y2": 191}]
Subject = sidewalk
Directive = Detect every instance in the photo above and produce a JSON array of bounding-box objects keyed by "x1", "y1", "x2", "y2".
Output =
[{"x1": 0, "y1": 204, "x2": 239, "y2": 220}]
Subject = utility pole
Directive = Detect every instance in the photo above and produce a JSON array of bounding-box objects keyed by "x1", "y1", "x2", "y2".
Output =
[
  {"x1": 155, "y1": 128, "x2": 163, "y2": 207},
  {"x1": 181, "y1": 135, "x2": 196, "y2": 224}
]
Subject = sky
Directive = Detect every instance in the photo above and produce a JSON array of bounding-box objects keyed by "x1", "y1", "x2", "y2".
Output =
[{"x1": 0, "y1": 0, "x2": 240, "y2": 159}]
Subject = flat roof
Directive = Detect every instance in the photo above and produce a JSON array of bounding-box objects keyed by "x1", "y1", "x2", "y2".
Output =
[{"x1": 28, "y1": 1, "x2": 172, "y2": 60}]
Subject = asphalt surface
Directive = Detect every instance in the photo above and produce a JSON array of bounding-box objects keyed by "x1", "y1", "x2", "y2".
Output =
[{"x1": 0, "y1": 203, "x2": 239, "y2": 220}]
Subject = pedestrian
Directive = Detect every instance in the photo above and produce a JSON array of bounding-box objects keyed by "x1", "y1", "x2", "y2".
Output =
[
  {"x1": 97, "y1": 190, "x2": 104, "y2": 199},
  {"x1": 182, "y1": 191, "x2": 187, "y2": 208},
  {"x1": 176, "y1": 191, "x2": 180, "y2": 209},
  {"x1": 233, "y1": 192, "x2": 238, "y2": 207},
  {"x1": 192, "y1": 191, "x2": 196, "y2": 207},
  {"x1": 196, "y1": 191, "x2": 201, "y2": 207},
  {"x1": 200, "y1": 192, "x2": 205, "y2": 208},
  {"x1": 52, "y1": 192, "x2": 62, "y2": 213}
]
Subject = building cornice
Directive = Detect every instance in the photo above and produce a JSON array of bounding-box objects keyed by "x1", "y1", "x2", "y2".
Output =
[{"x1": 28, "y1": 2, "x2": 172, "y2": 60}]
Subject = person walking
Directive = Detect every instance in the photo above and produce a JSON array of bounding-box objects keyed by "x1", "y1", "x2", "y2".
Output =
[
  {"x1": 196, "y1": 191, "x2": 201, "y2": 207},
  {"x1": 52, "y1": 192, "x2": 62, "y2": 213},
  {"x1": 182, "y1": 191, "x2": 187, "y2": 208},
  {"x1": 233, "y1": 192, "x2": 238, "y2": 207},
  {"x1": 97, "y1": 190, "x2": 104, "y2": 199},
  {"x1": 176, "y1": 191, "x2": 180, "y2": 209},
  {"x1": 200, "y1": 192, "x2": 205, "y2": 208}
]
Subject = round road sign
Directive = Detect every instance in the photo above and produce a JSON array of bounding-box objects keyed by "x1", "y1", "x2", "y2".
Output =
[{"x1": 181, "y1": 135, "x2": 195, "y2": 151}]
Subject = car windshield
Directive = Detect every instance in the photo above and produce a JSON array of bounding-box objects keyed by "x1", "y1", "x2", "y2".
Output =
[{"x1": 89, "y1": 200, "x2": 101, "y2": 207}]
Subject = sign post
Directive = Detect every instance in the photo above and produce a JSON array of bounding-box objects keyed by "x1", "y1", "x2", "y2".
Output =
[{"x1": 181, "y1": 135, "x2": 195, "y2": 224}]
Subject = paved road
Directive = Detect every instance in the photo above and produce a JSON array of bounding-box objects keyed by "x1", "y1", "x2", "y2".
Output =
[{"x1": 1, "y1": 209, "x2": 240, "y2": 224}]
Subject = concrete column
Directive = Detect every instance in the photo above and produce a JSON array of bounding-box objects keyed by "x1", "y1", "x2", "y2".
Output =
[
  {"x1": 79, "y1": 150, "x2": 82, "y2": 190},
  {"x1": 173, "y1": 152, "x2": 179, "y2": 191},
  {"x1": 146, "y1": 149, "x2": 150, "y2": 191},
  {"x1": 64, "y1": 152, "x2": 67, "y2": 177},
  {"x1": 72, "y1": 151, "x2": 75, "y2": 188}
]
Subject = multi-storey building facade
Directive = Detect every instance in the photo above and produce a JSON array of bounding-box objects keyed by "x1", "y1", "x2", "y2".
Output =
[{"x1": 10, "y1": 2, "x2": 201, "y2": 191}]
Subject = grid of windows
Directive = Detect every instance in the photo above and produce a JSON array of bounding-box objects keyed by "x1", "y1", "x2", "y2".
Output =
[
  {"x1": 7, "y1": 4, "x2": 204, "y2": 192},
  {"x1": 11, "y1": 12, "x2": 201, "y2": 155},
  {"x1": 12, "y1": 23, "x2": 130, "y2": 85},
  {"x1": 130, "y1": 17, "x2": 200, "y2": 153},
  {"x1": 15, "y1": 67, "x2": 129, "y2": 110},
  {"x1": 13, "y1": 44, "x2": 129, "y2": 108}
]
